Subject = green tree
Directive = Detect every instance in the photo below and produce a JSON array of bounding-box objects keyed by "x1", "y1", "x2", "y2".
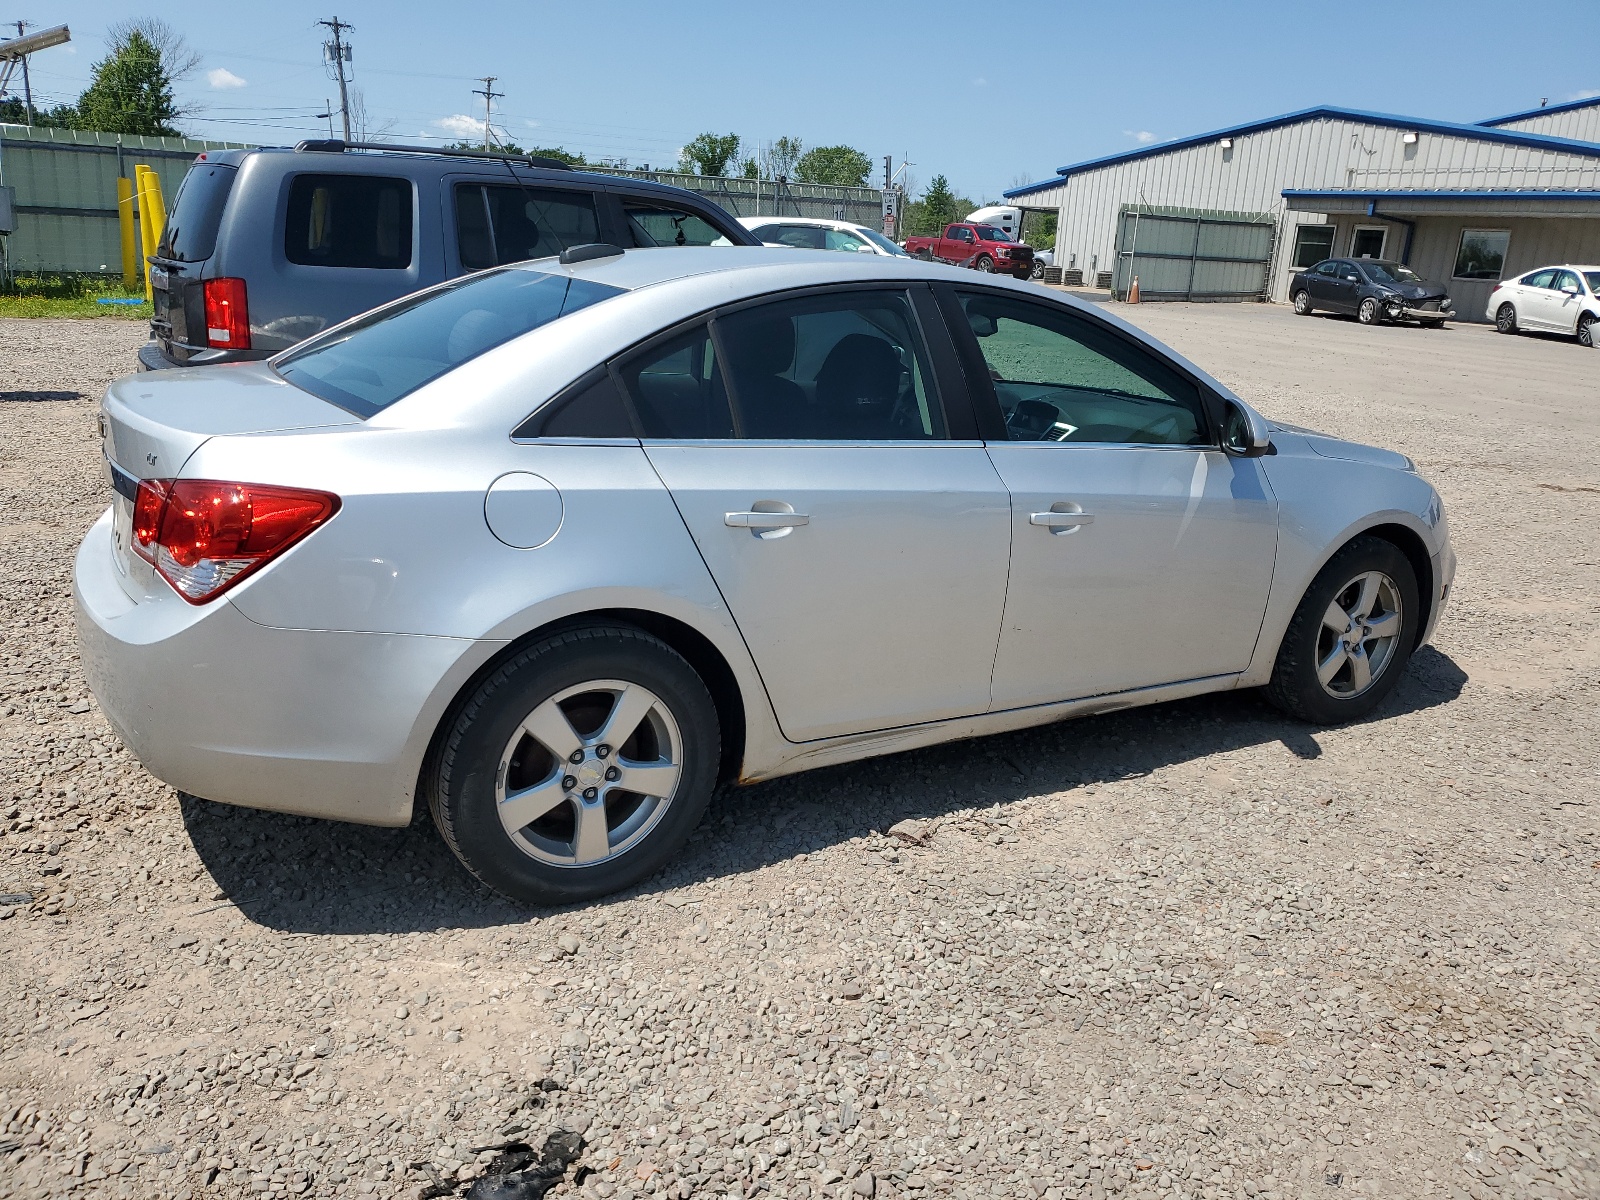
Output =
[
  {"x1": 451, "y1": 140, "x2": 587, "y2": 166},
  {"x1": 764, "y1": 135, "x2": 804, "y2": 180},
  {"x1": 72, "y1": 19, "x2": 197, "y2": 136},
  {"x1": 739, "y1": 157, "x2": 759, "y2": 179},
  {"x1": 0, "y1": 98, "x2": 77, "y2": 127},
  {"x1": 921, "y1": 174, "x2": 959, "y2": 231},
  {"x1": 678, "y1": 132, "x2": 741, "y2": 177},
  {"x1": 795, "y1": 145, "x2": 873, "y2": 188}
]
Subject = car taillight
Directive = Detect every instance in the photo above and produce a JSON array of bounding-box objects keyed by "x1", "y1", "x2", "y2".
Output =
[
  {"x1": 203, "y1": 277, "x2": 251, "y2": 349},
  {"x1": 131, "y1": 478, "x2": 339, "y2": 604}
]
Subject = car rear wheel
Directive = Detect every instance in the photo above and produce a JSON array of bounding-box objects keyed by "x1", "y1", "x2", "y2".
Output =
[
  {"x1": 974, "y1": 254, "x2": 995, "y2": 273},
  {"x1": 430, "y1": 625, "x2": 720, "y2": 905},
  {"x1": 1264, "y1": 536, "x2": 1419, "y2": 725},
  {"x1": 1292, "y1": 290, "x2": 1312, "y2": 315},
  {"x1": 1578, "y1": 313, "x2": 1596, "y2": 348},
  {"x1": 1357, "y1": 297, "x2": 1380, "y2": 325},
  {"x1": 1495, "y1": 302, "x2": 1519, "y2": 334}
]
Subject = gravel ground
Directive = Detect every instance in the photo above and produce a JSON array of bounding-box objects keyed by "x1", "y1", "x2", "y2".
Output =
[{"x1": 1, "y1": 308, "x2": 1597, "y2": 1200}]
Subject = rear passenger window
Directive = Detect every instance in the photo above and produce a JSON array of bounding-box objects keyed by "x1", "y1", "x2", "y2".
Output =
[
  {"x1": 617, "y1": 326, "x2": 734, "y2": 438},
  {"x1": 623, "y1": 201, "x2": 728, "y2": 248},
  {"x1": 455, "y1": 184, "x2": 601, "y2": 270},
  {"x1": 716, "y1": 290, "x2": 945, "y2": 440},
  {"x1": 285, "y1": 174, "x2": 413, "y2": 269},
  {"x1": 517, "y1": 368, "x2": 636, "y2": 439}
]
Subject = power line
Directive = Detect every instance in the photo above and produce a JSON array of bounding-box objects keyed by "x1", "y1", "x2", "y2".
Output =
[
  {"x1": 316, "y1": 15, "x2": 353, "y2": 141},
  {"x1": 472, "y1": 76, "x2": 502, "y2": 152}
]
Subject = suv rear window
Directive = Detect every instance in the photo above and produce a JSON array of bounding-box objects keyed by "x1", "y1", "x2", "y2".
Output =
[
  {"x1": 158, "y1": 163, "x2": 236, "y2": 262},
  {"x1": 285, "y1": 173, "x2": 413, "y2": 269},
  {"x1": 273, "y1": 268, "x2": 623, "y2": 417},
  {"x1": 455, "y1": 184, "x2": 600, "y2": 270}
]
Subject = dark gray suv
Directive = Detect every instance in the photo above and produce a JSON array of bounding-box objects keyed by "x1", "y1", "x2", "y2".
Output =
[{"x1": 140, "y1": 141, "x2": 761, "y2": 371}]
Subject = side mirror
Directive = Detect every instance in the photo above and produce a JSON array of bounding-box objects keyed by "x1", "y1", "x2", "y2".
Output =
[
  {"x1": 857, "y1": 243, "x2": 876, "y2": 253},
  {"x1": 1222, "y1": 399, "x2": 1272, "y2": 457},
  {"x1": 1562, "y1": 285, "x2": 1580, "y2": 296}
]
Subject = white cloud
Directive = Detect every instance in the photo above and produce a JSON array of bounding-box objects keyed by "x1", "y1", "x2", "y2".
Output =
[
  {"x1": 1124, "y1": 129, "x2": 1157, "y2": 144},
  {"x1": 522, "y1": 118, "x2": 543, "y2": 129},
  {"x1": 433, "y1": 113, "x2": 482, "y2": 139},
  {"x1": 207, "y1": 67, "x2": 247, "y2": 90},
  {"x1": 972, "y1": 76, "x2": 989, "y2": 87},
  {"x1": 1569, "y1": 88, "x2": 1600, "y2": 101}
]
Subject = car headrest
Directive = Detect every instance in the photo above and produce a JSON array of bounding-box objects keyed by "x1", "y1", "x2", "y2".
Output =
[{"x1": 815, "y1": 334, "x2": 902, "y2": 420}]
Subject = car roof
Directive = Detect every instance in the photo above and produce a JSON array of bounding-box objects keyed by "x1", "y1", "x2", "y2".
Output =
[
  {"x1": 507, "y1": 246, "x2": 958, "y2": 291},
  {"x1": 736, "y1": 215, "x2": 863, "y2": 229},
  {"x1": 193, "y1": 145, "x2": 707, "y2": 199}
]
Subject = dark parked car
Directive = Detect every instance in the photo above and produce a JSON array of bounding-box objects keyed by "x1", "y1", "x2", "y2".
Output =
[
  {"x1": 1289, "y1": 258, "x2": 1453, "y2": 327},
  {"x1": 140, "y1": 140, "x2": 761, "y2": 371}
]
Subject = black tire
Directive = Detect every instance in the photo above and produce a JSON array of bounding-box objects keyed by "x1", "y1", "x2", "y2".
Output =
[
  {"x1": 1420, "y1": 319, "x2": 1445, "y2": 329},
  {"x1": 1292, "y1": 290, "x2": 1312, "y2": 316},
  {"x1": 1578, "y1": 313, "x2": 1596, "y2": 348},
  {"x1": 1263, "y1": 536, "x2": 1420, "y2": 725},
  {"x1": 1357, "y1": 297, "x2": 1380, "y2": 325},
  {"x1": 974, "y1": 254, "x2": 995, "y2": 273},
  {"x1": 1495, "y1": 302, "x2": 1518, "y2": 334},
  {"x1": 430, "y1": 625, "x2": 720, "y2": 905}
]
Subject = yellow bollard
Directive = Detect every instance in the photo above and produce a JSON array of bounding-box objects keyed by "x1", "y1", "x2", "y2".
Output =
[
  {"x1": 134, "y1": 165, "x2": 167, "y2": 303},
  {"x1": 116, "y1": 176, "x2": 139, "y2": 290}
]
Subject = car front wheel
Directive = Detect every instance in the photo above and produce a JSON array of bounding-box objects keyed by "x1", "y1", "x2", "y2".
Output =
[
  {"x1": 1495, "y1": 302, "x2": 1519, "y2": 334},
  {"x1": 1031, "y1": 260, "x2": 1047, "y2": 280},
  {"x1": 1264, "y1": 536, "x2": 1420, "y2": 725},
  {"x1": 1578, "y1": 313, "x2": 1596, "y2": 348},
  {"x1": 1292, "y1": 290, "x2": 1312, "y2": 315},
  {"x1": 974, "y1": 254, "x2": 995, "y2": 273},
  {"x1": 430, "y1": 625, "x2": 720, "y2": 905},
  {"x1": 1357, "y1": 297, "x2": 1380, "y2": 325}
]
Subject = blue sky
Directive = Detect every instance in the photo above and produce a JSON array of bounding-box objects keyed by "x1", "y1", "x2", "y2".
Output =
[{"x1": 16, "y1": 1, "x2": 1600, "y2": 202}]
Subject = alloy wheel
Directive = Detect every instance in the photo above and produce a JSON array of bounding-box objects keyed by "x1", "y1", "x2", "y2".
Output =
[
  {"x1": 1496, "y1": 303, "x2": 1518, "y2": 334},
  {"x1": 1314, "y1": 571, "x2": 1404, "y2": 699},
  {"x1": 495, "y1": 679, "x2": 683, "y2": 867},
  {"x1": 1293, "y1": 291, "x2": 1311, "y2": 315},
  {"x1": 1579, "y1": 315, "x2": 1595, "y2": 348},
  {"x1": 975, "y1": 255, "x2": 994, "y2": 273},
  {"x1": 1358, "y1": 298, "x2": 1378, "y2": 325}
]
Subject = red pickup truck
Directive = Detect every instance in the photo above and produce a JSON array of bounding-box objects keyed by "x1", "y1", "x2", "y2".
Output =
[{"x1": 904, "y1": 222, "x2": 1035, "y2": 279}]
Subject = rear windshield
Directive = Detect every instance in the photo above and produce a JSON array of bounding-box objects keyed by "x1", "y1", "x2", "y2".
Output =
[
  {"x1": 273, "y1": 268, "x2": 624, "y2": 417},
  {"x1": 158, "y1": 163, "x2": 236, "y2": 262}
]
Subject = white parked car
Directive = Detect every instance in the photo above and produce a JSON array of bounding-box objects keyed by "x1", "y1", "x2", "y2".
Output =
[
  {"x1": 738, "y1": 215, "x2": 906, "y2": 257},
  {"x1": 1487, "y1": 265, "x2": 1600, "y2": 347},
  {"x1": 77, "y1": 247, "x2": 1453, "y2": 905}
]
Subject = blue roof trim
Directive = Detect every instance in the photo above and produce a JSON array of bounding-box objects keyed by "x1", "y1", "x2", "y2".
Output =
[
  {"x1": 1479, "y1": 96, "x2": 1600, "y2": 127},
  {"x1": 1002, "y1": 104, "x2": 1600, "y2": 199},
  {"x1": 1284, "y1": 188, "x2": 1600, "y2": 201}
]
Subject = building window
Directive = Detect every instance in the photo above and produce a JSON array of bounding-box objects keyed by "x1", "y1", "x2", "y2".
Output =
[
  {"x1": 1453, "y1": 229, "x2": 1510, "y2": 280},
  {"x1": 1291, "y1": 225, "x2": 1335, "y2": 270},
  {"x1": 1350, "y1": 227, "x2": 1387, "y2": 259}
]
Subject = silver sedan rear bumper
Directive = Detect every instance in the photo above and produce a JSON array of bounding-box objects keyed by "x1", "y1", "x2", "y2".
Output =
[{"x1": 73, "y1": 510, "x2": 473, "y2": 827}]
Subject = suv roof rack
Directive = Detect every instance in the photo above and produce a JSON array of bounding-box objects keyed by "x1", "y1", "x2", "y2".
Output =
[{"x1": 293, "y1": 139, "x2": 575, "y2": 171}]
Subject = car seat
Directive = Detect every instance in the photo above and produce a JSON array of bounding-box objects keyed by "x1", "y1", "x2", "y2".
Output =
[{"x1": 813, "y1": 334, "x2": 906, "y2": 439}]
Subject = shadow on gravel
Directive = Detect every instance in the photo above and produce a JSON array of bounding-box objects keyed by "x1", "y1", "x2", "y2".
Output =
[{"x1": 179, "y1": 646, "x2": 1466, "y2": 935}]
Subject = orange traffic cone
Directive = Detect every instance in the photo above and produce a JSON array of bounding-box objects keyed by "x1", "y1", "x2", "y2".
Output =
[{"x1": 1128, "y1": 274, "x2": 1141, "y2": 303}]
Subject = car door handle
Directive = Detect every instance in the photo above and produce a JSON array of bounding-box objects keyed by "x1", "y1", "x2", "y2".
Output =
[
  {"x1": 725, "y1": 511, "x2": 810, "y2": 529},
  {"x1": 1030, "y1": 510, "x2": 1094, "y2": 528}
]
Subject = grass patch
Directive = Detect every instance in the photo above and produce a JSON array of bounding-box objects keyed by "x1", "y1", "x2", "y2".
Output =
[{"x1": 0, "y1": 273, "x2": 153, "y2": 320}]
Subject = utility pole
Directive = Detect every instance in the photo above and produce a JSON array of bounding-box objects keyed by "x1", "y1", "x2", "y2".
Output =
[
  {"x1": 473, "y1": 76, "x2": 502, "y2": 150},
  {"x1": 317, "y1": 16, "x2": 353, "y2": 142},
  {"x1": 12, "y1": 21, "x2": 33, "y2": 125},
  {"x1": 884, "y1": 155, "x2": 892, "y2": 190}
]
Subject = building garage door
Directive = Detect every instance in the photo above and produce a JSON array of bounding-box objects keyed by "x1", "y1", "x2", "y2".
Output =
[{"x1": 1113, "y1": 205, "x2": 1275, "y2": 301}]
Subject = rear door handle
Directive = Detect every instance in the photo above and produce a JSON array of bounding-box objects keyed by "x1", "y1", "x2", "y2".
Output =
[
  {"x1": 725, "y1": 511, "x2": 810, "y2": 529},
  {"x1": 1030, "y1": 510, "x2": 1094, "y2": 529}
]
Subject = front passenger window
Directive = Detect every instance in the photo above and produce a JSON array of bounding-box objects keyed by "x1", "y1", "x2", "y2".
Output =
[
  {"x1": 623, "y1": 201, "x2": 727, "y2": 247},
  {"x1": 957, "y1": 292, "x2": 1208, "y2": 446}
]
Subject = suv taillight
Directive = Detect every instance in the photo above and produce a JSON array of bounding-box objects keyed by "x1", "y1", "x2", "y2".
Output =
[
  {"x1": 131, "y1": 478, "x2": 339, "y2": 604},
  {"x1": 203, "y1": 277, "x2": 251, "y2": 349}
]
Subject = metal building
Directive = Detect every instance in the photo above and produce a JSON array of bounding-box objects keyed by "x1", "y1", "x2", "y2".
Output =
[
  {"x1": 1006, "y1": 102, "x2": 1600, "y2": 320},
  {"x1": 1481, "y1": 96, "x2": 1600, "y2": 144}
]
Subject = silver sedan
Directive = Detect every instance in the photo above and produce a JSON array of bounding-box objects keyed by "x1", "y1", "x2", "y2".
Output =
[{"x1": 75, "y1": 247, "x2": 1455, "y2": 904}]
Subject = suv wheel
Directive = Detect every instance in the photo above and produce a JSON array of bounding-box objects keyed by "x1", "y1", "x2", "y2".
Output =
[
  {"x1": 1264, "y1": 536, "x2": 1419, "y2": 725},
  {"x1": 974, "y1": 254, "x2": 995, "y2": 273},
  {"x1": 431, "y1": 625, "x2": 720, "y2": 905}
]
